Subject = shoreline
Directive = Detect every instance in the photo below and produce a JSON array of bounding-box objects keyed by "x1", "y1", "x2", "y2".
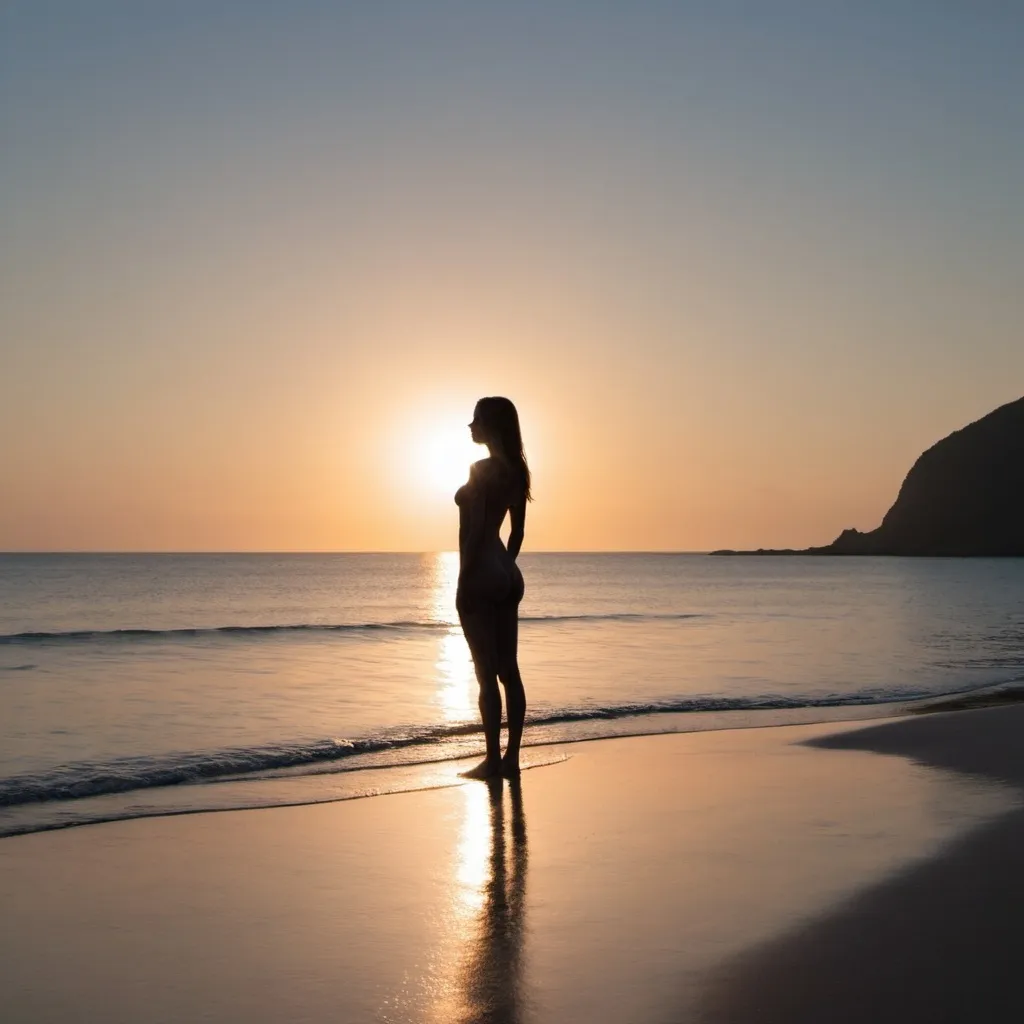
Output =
[
  {"x1": 5, "y1": 684, "x2": 1024, "y2": 842},
  {"x1": 4, "y1": 707, "x2": 1024, "y2": 1021},
  {"x1": 4, "y1": 684, "x2": 1021, "y2": 842}
]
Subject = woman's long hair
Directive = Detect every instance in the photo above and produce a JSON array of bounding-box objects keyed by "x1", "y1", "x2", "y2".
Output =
[{"x1": 477, "y1": 396, "x2": 532, "y2": 501}]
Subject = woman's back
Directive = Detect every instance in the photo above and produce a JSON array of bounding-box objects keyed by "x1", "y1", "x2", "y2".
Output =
[{"x1": 456, "y1": 457, "x2": 524, "y2": 539}]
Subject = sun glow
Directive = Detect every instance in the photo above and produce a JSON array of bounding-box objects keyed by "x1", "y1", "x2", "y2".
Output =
[{"x1": 418, "y1": 426, "x2": 483, "y2": 495}]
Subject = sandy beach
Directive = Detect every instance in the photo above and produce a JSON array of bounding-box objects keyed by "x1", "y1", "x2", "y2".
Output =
[{"x1": 3, "y1": 707, "x2": 1024, "y2": 1023}]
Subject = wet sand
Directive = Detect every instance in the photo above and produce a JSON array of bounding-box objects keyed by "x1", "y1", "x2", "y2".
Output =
[
  {"x1": 1, "y1": 710, "x2": 1021, "y2": 1023},
  {"x1": 692, "y1": 705, "x2": 1024, "y2": 1023}
]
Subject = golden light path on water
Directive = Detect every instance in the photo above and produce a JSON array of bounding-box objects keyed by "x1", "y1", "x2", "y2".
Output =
[{"x1": 431, "y1": 551, "x2": 477, "y2": 723}]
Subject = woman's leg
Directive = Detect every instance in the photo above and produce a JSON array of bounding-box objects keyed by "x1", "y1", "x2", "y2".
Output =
[
  {"x1": 496, "y1": 582, "x2": 525, "y2": 774},
  {"x1": 459, "y1": 604, "x2": 503, "y2": 778}
]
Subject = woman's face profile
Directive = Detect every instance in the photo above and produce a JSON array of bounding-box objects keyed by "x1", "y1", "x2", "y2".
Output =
[{"x1": 469, "y1": 405, "x2": 487, "y2": 445}]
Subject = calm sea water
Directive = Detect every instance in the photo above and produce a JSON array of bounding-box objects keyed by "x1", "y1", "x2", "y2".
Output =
[{"x1": 1, "y1": 553, "x2": 1023, "y2": 837}]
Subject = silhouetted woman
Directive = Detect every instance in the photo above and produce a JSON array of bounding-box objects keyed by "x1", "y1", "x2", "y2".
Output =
[{"x1": 455, "y1": 397, "x2": 531, "y2": 779}]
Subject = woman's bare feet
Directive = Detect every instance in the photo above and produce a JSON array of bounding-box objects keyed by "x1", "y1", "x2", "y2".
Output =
[
  {"x1": 459, "y1": 758, "x2": 503, "y2": 780},
  {"x1": 500, "y1": 756, "x2": 521, "y2": 779}
]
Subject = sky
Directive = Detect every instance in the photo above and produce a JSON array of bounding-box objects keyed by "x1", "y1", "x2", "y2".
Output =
[{"x1": 2, "y1": 1, "x2": 1022, "y2": 551}]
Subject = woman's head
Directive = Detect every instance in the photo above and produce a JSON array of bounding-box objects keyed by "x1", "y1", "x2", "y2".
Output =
[{"x1": 470, "y1": 396, "x2": 532, "y2": 500}]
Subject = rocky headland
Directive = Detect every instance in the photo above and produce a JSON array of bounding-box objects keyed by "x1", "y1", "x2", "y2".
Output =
[{"x1": 712, "y1": 396, "x2": 1024, "y2": 556}]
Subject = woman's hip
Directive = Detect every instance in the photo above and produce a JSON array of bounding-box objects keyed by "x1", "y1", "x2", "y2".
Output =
[{"x1": 456, "y1": 562, "x2": 524, "y2": 613}]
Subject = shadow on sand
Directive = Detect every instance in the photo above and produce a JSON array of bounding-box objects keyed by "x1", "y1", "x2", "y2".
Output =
[{"x1": 689, "y1": 705, "x2": 1024, "y2": 1023}]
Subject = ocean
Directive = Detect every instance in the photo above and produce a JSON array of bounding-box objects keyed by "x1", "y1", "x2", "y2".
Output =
[{"x1": 2, "y1": 553, "x2": 1022, "y2": 838}]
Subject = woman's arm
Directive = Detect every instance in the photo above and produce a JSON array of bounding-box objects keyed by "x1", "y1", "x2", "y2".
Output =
[{"x1": 507, "y1": 499, "x2": 526, "y2": 560}]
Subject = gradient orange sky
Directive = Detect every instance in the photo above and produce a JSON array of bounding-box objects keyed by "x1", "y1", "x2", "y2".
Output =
[{"x1": 2, "y1": 4, "x2": 1022, "y2": 551}]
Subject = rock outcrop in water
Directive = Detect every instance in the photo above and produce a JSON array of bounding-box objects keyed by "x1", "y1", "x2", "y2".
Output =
[{"x1": 712, "y1": 396, "x2": 1024, "y2": 556}]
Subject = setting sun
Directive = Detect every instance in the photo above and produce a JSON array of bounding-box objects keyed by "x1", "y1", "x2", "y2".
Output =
[{"x1": 418, "y1": 427, "x2": 484, "y2": 496}]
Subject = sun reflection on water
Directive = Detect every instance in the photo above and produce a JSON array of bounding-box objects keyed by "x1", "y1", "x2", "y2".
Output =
[{"x1": 432, "y1": 552, "x2": 476, "y2": 722}]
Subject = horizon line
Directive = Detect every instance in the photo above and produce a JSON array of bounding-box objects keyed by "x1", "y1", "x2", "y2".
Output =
[{"x1": 0, "y1": 549, "x2": 716, "y2": 556}]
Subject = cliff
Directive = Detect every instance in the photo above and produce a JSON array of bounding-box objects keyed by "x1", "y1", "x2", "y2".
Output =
[{"x1": 713, "y1": 396, "x2": 1024, "y2": 556}]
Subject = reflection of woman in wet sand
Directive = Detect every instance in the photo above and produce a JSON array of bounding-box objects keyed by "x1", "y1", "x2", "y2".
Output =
[
  {"x1": 459, "y1": 777, "x2": 528, "y2": 1024},
  {"x1": 456, "y1": 397, "x2": 531, "y2": 780}
]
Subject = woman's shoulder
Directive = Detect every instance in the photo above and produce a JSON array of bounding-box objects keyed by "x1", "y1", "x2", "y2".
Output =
[
  {"x1": 470, "y1": 456, "x2": 502, "y2": 478},
  {"x1": 472, "y1": 456, "x2": 524, "y2": 498}
]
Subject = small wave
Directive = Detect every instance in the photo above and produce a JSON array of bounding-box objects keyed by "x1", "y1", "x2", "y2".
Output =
[
  {"x1": 0, "y1": 731, "x2": 470, "y2": 807},
  {"x1": 0, "y1": 682, "x2": 981, "y2": 811},
  {"x1": 0, "y1": 622, "x2": 446, "y2": 645},
  {"x1": 0, "y1": 663, "x2": 36, "y2": 672},
  {"x1": 0, "y1": 612, "x2": 704, "y2": 647}
]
